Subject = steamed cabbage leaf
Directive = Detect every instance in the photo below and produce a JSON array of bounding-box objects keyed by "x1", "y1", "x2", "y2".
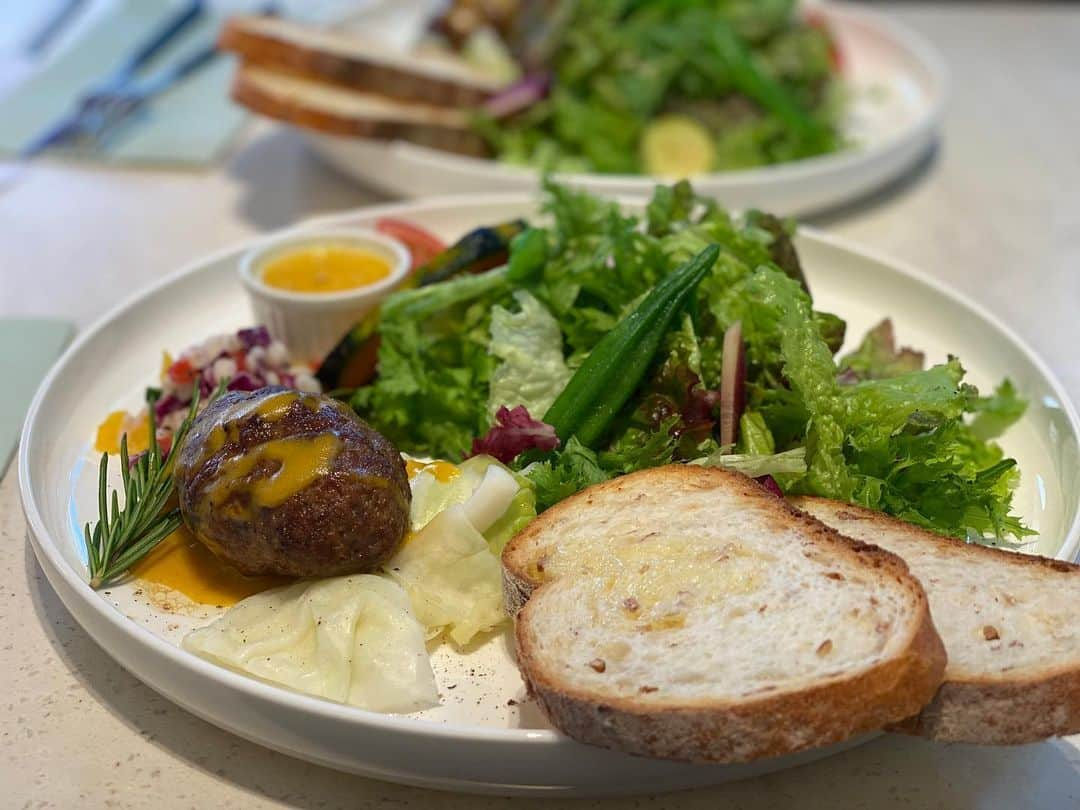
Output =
[
  {"x1": 407, "y1": 455, "x2": 536, "y2": 553},
  {"x1": 182, "y1": 576, "x2": 437, "y2": 712},
  {"x1": 386, "y1": 505, "x2": 506, "y2": 647},
  {"x1": 390, "y1": 459, "x2": 532, "y2": 645}
]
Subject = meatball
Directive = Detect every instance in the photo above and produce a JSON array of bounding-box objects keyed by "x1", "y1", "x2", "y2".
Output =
[{"x1": 175, "y1": 387, "x2": 410, "y2": 578}]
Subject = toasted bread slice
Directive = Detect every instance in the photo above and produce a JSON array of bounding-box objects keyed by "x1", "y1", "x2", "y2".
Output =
[
  {"x1": 230, "y1": 65, "x2": 490, "y2": 156},
  {"x1": 792, "y1": 497, "x2": 1080, "y2": 744},
  {"x1": 219, "y1": 15, "x2": 503, "y2": 107},
  {"x1": 503, "y1": 466, "x2": 945, "y2": 763}
]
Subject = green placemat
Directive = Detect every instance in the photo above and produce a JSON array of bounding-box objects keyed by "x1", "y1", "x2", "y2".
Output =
[
  {"x1": 0, "y1": 0, "x2": 245, "y2": 166},
  {"x1": 1, "y1": 318, "x2": 73, "y2": 473}
]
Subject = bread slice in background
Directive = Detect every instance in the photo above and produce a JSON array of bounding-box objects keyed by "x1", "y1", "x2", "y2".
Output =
[
  {"x1": 793, "y1": 497, "x2": 1080, "y2": 744},
  {"x1": 230, "y1": 65, "x2": 490, "y2": 156},
  {"x1": 503, "y1": 466, "x2": 946, "y2": 763},
  {"x1": 219, "y1": 15, "x2": 504, "y2": 108}
]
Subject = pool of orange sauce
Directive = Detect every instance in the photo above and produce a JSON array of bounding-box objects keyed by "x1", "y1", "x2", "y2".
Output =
[
  {"x1": 94, "y1": 410, "x2": 150, "y2": 456},
  {"x1": 130, "y1": 526, "x2": 290, "y2": 607},
  {"x1": 131, "y1": 458, "x2": 461, "y2": 606}
]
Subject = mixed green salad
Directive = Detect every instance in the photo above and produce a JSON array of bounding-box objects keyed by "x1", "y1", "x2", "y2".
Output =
[
  {"x1": 343, "y1": 181, "x2": 1029, "y2": 543},
  {"x1": 473, "y1": 0, "x2": 846, "y2": 175}
]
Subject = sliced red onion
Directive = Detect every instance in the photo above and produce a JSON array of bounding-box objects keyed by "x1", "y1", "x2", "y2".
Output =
[
  {"x1": 719, "y1": 320, "x2": 746, "y2": 450},
  {"x1": 482, "y1": 73, "x2": 551, "y2": 119},
  {"x1": 238, "y1": 325, "x2": 271, "y2": 349}
]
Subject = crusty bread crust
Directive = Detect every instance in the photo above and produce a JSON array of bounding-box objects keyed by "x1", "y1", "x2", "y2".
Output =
[
  {"x1": 791, "y1": 496, "x2": 1080, "y2": 744},
  {"x1": 219, "y1": 16, "x2": 498, "y2": 108},
  {"x1": 230, "y1": 66, "x2": 491, "y2": 157},
  {"x1": 503, "y1": 466, "x2": 946, "y2": 763}
]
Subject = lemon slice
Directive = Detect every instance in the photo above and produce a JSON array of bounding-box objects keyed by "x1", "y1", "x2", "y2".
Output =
[{"x1": 640, "y1": 115, "x2": 716, "y2": 179}]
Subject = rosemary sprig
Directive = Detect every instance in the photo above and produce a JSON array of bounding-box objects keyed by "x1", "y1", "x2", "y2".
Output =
[{"x1": 84, "y1": 384, "x2": 211, "y2": 589}]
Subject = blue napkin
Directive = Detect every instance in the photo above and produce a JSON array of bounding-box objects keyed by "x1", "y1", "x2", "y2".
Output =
[
  {"x1": 0, "y1": 318, "x2": 74, "y2": 474},
  {"x1": 0, "y1": 0, "x2": 246, "y2": 166}
]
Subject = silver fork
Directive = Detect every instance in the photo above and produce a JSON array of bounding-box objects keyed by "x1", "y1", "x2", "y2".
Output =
[
  {"x1": 16, "y1": 0, "x2": 207, "y2": 159},
  {"x1": 52, "y1": 39, "x2": 221, "y2": 153}
]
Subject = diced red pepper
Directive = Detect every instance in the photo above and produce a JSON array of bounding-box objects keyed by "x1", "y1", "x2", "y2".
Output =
[
  {"x1": 167, "y1": 357, "x2": 196, "y2": 385},
  {"x1": 376, "y1": 218, "x2": 447, "y2": 271}
]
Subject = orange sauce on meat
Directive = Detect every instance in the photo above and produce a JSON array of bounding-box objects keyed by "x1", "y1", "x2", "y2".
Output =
[
  {"x1": 261, "y1": 244, "x2": 392, "y2": 293},
  {"x1": 131, "y1": 525, "x2": 289, "y2": 607},
  {"x1": 205, "y1": 433, "x2": 342, "y2": 514}
]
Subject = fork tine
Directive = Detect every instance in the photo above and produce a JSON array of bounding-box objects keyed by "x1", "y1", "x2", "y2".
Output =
[{"x1": 82, "y1": 94, "x2": 144, "y2": 150}]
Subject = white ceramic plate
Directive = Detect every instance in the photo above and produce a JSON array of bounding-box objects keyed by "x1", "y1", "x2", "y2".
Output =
[
  {"x1": 19, "y1": 194, "x2": 1080, "y2": 797},
  {"x1": 304, "y1": 2, "x2": 947, "y2": 215}
]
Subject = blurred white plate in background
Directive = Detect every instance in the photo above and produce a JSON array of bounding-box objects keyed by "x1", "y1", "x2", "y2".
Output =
[{"x1": 303, "y1": 2, "x2": 947, "y2": 214}]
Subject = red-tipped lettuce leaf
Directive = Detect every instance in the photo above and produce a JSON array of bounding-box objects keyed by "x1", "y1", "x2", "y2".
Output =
[{"x1": 469, "y1": 405, "x2": 560, "y2": 463}]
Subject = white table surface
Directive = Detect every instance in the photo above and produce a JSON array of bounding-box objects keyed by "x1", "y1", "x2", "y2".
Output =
[{"x1": 3, "y1": 3, "x2": 1080, "y2": 807}]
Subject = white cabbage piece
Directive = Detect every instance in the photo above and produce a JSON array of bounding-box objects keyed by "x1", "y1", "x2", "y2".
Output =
[
  {"x1": 409, "y1": 455, "x2": 516, "y2": 533},
  {"x1": 386, "y1": 504, "x2": 505, "y2": 647},
  {"x1": 460, "y1": 464, "x2": 521, "y2": 533},
  {"x1": 487, "y1": 290, "x2": 572, "y2": 417},
  {"x1": 182, "y1": 575, "x2": 438, "y2": 713},
  {"x1": 387, "y1": 464, "x2": 522, "y2": 646}
]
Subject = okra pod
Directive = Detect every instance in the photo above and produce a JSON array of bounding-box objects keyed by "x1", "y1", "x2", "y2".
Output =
[{"x1": 543, "y1": 244, "x2": 720, "y2": 447}]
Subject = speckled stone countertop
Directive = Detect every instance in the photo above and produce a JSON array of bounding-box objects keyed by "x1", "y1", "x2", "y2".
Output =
[{"x1": 4, "y1": 3, "x2": 1080, "y2": 807}]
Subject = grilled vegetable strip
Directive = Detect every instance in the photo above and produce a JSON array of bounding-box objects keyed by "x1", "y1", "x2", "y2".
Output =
[
  {"x1": 316, "y1": 313, "x2": 381, "y2": 391},
  {"x1": 417, "y1": 220, "x2": 527, "y2": 287},
  {"x1": 543, "y1": 245, "x2": 720, "y2": 447}
]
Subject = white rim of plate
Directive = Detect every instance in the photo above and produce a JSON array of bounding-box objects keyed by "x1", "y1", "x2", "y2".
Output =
[
  {"x1": 360, "y1": 2, "x2": 950, "y2": 190},
  {"x1": 19, "y1": 192, "x2": 1080, "y2": 749}
]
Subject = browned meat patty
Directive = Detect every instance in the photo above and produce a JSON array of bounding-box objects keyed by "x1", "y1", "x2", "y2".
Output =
[{"x1": 175, "y1": 387, "x2": 410, "y2": 577}]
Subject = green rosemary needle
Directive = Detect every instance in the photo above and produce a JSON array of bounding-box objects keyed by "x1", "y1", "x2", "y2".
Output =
[{"x1": 84, "y1": 383, "x2": 211, "y2": 589}]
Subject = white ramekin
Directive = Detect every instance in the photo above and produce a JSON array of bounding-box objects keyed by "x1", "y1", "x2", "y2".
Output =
[{"x1": 238, "y1": 228, "x2": 411, "y2": 366}]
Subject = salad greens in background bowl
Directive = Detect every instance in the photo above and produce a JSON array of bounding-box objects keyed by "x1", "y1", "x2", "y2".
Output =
[
  {"x1": 468, "y1": 0, "x2": 847, "y2": 176},
  {"x1": 302, "y1": 1, "x2": 946, "y2": 213}
]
